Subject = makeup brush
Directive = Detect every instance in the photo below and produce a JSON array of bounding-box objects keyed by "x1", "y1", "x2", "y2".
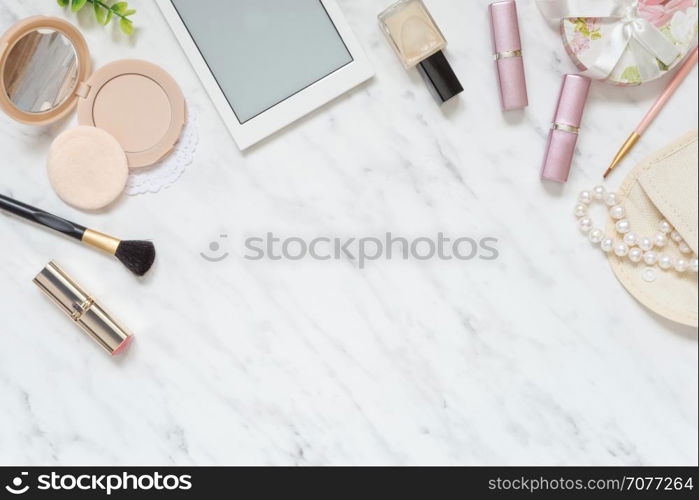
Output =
[
  {"x1": 0, "y1": 194, "x2": 155, "y2": 276},
  {"x1": 604, "y1": 47, "x2": 698, "y2": 179}
]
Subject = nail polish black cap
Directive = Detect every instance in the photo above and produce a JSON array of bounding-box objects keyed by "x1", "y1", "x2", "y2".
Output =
[{"x1": 417, "y1": 51, "x2": 463, "y2": 104}]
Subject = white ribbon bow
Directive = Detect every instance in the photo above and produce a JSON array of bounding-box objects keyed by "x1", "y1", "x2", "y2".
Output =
[{"x1": 537, "y1": 0, "x2": 682, "y2": 81}]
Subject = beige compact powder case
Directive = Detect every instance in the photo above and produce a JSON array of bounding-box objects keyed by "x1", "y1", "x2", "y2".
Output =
[{"x1": 0, "y1": 16, "x2": 185, "y2": 168}]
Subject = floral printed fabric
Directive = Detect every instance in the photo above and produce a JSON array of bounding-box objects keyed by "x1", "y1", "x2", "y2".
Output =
[
  {"x1": 639, "y1": 0, "x2": 695, "y2": 28},
  {"x1": 563, "y1": 0, "x2": 698, "y2": 85}
]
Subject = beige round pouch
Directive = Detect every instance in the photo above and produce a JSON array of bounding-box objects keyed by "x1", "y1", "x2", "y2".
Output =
[{"x1": 607, "y1": 130, "x2": 698, "y2": 327}]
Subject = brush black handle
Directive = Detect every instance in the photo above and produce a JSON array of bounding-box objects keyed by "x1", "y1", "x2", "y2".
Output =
[{"x1": 0, "y1": 194, "x2": 87, "y2": 241}]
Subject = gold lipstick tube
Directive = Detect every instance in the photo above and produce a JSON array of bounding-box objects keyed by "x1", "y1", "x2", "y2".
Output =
[{"x1": 33, "y1": 261, "x2": 133, "y2": 355}]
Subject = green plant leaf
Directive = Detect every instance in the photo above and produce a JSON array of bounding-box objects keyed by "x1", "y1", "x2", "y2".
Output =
[
  {"x1": 62, "y1": 0, "x2": 136, "y2": 35},
  {"x1": 112, "y1": 2, "x2": 129, "y2": 15},
  {"x1": 93, "y1": 1, "x2": 108, "y2": 24},
  {"x1": 119, "y1": 17, "x2": 134, "y2": 35},
  {"x1": 71, "y1": 0, "x2": 88, "y2": 12}
]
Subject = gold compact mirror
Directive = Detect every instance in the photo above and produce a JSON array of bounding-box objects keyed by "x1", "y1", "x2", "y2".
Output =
[
  {"x1": 0, "y1": 16, "x2": 90, "y2": 124},
  {"x1": 4, "y1": 28, "x2": 78, "y2": 113}
]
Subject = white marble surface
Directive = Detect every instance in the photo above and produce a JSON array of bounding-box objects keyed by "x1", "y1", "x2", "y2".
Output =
[{"x1": 0, "y1": 0, "x2": 697, "y2": 466}]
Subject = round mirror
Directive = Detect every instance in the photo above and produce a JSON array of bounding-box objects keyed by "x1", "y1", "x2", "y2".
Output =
[{"x1": 3, "y1": 28, "x2": 79, "y2": 114}]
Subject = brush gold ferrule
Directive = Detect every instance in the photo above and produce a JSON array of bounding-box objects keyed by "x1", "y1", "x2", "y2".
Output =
[
  {"x1": 606, "y1": 131, "x2": 641, "y2": 178},
  {"x1": 82, "y1": 229, "x2": 120, "y2": 255}
]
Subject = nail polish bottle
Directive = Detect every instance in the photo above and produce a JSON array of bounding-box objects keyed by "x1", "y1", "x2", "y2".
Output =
[{"x1": 378, "y1": 0, "x2": 463, "y2": 104}]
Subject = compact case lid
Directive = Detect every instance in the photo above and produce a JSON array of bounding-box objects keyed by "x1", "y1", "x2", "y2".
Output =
[
  {"x1": 76, "y1": 59, "x2": 186, "y2": 168},
  {"x1": 0, "y1": 17, "x2": 185, "y2": 168}
]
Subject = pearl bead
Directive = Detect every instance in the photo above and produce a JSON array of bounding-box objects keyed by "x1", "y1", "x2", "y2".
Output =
[
  {"x1": 628, "y1": 248, "x2": 643, "y2": 263},
  {"x1": 609, "y1": 205, "x2": 626, "y2": 220},
  {"x1": 588, "y1": 228, "x2": 604, "y2": 244},
  {"x1": 679, "y1": 241, "x2": 692, "y2": 254},
  {"x1": 605, "y1": 192, "x2": 620, "y2": 206},
  {"x1": 578, "y1": 217, "x2": 593, "y2": 233},
  {"x1": 592, "y1": 185, "x2": 606, "y2": 200},
  {"x1": 653, "y1": 232, "x2": 667, "y2": 248},
  {"x1": 578, "y1": 191, "x2": 592, "y2": 204},
  {"x1": 674, "y1": 258, "x2": 688, "y2": 273},
  {"x1": 643, "y1": 251, "x2": 658, "y2": 266},
  {"x1": 658, "y1": 220, "x2": 672, "y2": 234},
  {"x1": 658, "y1": 254, "x2": 673, "y2": 270},
  {"x1": 600, "y1": 238, "x2": 614, "y2": 253},
  {"x1": 638, "y1": 237, "x2": 653, "y2": 252},
  {"x1": 572, "y1": 188, "x2": 698, "y2": 274},
  {"x1": 623, "y1": 232, "x2": 638, "y2": 247},
  {"x1": 614, "y1": 242, "x2": 629, "y2": 257},
  {"x1": 615, "y1": 219, "x2": 630, "y2": 234}
]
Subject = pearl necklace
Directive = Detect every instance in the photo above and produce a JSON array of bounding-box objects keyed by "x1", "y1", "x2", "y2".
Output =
[{"x1": 575, "y1": 186, "x2": 699, "y2": 274}]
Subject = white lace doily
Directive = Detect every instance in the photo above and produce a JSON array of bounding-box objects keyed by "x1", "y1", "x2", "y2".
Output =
[{"x1": 125, "y1": 102, "x2": 199, "y2": 195}]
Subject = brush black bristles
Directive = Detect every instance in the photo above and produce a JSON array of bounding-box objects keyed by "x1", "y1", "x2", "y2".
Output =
[{"x1": 115, "y1": 240, "x2": 156, "y2": 276}]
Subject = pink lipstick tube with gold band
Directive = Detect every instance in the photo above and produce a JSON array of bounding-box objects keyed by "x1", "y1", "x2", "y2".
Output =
[
  {"x1": 489, "y1": 0, "x2": 528, "y2": 111},
  {"x1": 541, "y1": 74, "x2": 591, "y2": 183}
]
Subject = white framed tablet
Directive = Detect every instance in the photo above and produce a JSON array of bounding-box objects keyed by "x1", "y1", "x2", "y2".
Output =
[{"x1": 155, "y1": 0, "x2": 374, "y2": 150}]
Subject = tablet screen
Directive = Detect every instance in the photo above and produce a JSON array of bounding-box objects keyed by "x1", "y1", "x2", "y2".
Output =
[{"x1": 171, "y1": 0, "x2": 353, "y2": 124}]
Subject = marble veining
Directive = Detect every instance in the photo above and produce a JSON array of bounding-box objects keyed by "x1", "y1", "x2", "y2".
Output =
[{"x1": 0, "y1": 0, "x2": 696, "y2": 465}]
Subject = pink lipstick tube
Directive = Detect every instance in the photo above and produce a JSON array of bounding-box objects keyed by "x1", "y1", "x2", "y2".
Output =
[
  {"x1": 541, "y1": 74, "x2": 591, "y2": 183},
  {"x1": 489, "y1": 1, "x2": 528, "y2": 110}
]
